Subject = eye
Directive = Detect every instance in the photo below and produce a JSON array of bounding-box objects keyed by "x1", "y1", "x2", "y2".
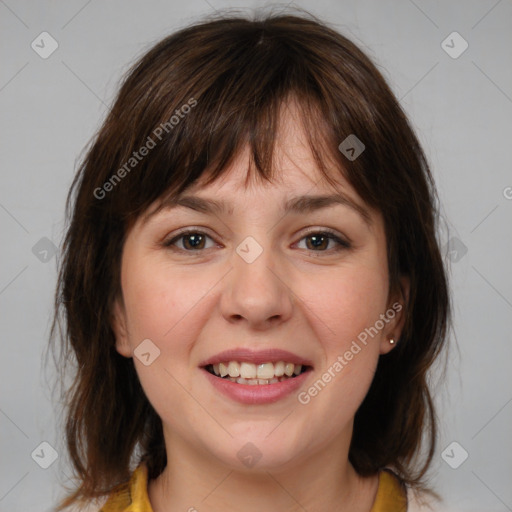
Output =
[
  {"x1": 163, "y1": 229, "x2": 217, "y2": 252},
  {"x1": 296, "y1": 229, "x2": 351, "y2": 253},
  {"x1": 163, "y1": 228, "x2": 351, "y2": 254}
]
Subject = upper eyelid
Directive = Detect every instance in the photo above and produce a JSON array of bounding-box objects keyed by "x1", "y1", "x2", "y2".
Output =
[{"x1": 164, "y1": 227, "x2": 350, "y2": 248}]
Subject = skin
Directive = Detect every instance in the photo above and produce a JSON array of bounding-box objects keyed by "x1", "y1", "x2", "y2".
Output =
[{"x1": 112, "y1": 101, "x2": 409, "y2": 512}]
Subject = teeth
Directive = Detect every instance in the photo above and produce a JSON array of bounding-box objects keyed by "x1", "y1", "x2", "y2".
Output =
[
  {"x1": 240, "y1": 362, "x2": 257, "y2": 379},
  {"x1": 227, "y1": 361, "x2": 240, "y2": 377},
  {"x1": 284, "y1": 363, "x2": 294, "y2": 377},
  {"x1": 226, "y1": 376, "x2": 294, "y2": 385},
  {"x1": 209, "y1": 360, "x2": 306, "y2": 382},
  {"x1": 257, "y1": 363, "x2": 275, "y2": 379},
  {"x1": 219, "y1": 362, "x2": 229, "y2": 377},
  {"x1": 274, "y1": 361, "x2": 285, "y2": 377}
]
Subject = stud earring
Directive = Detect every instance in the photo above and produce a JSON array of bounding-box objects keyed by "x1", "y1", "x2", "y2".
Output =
[{"x1": 389, "y1": 338, "x2": 395, "y2": 345}]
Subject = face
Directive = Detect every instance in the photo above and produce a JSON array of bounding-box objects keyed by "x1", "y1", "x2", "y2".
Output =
[{"x1": 112, "y1": 102, "x2": 408, "y2": 473}]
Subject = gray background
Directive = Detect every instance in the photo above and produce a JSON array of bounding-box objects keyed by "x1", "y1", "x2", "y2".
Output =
[{"x1": 1, "y1": 0, "x2": 511, "y2": 511}]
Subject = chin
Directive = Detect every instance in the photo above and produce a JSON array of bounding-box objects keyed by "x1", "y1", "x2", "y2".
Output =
[{"x1": 207, "y1": 431, "x2": 304, "y2": 472}]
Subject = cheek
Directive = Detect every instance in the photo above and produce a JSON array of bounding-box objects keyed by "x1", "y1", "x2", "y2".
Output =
[
  {"x1": 293, "y1": 259, "x2": 387, "y2": 410},
  {"x1": 121, "y1": 257, "x2": 196, "y2": 343},
  {"x1": 122, "y1": 277, "x2": 172, "y2": 342},
  {"x1": 302, "y1": 261, "x2": 389, "y2": 351},
  {"x1": 119, "y1": 259, "x2": 211, "y2": 430},
  {"x1": 120, "y1": 256, "x2": 219, "y2": 379}
]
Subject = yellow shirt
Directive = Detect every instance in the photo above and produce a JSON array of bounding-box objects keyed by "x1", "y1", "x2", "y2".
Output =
[{"x1": 100, "y1": 463, "x2": 407, "y2": 512}]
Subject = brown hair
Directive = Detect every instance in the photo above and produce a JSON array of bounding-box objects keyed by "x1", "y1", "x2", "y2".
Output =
[{"x1": 50, "y1": 7, "x2": 450, "y2": 509}]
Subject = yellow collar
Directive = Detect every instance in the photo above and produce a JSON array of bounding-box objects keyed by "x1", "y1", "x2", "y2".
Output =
[{"x1": 101, "y1": 463, "x2": 407, "y2": 512}]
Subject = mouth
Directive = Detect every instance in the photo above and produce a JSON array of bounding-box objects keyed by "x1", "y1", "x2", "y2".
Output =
[
  {"x1": 203, "y1": 361, "x2": 312, "y2": 385},
  {"x1": 199, "y1": 348, "x2": 314, "y2": 403}
]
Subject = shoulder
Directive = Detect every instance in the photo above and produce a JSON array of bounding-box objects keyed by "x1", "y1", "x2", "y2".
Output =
[
  {"x1": 378, "y1": 471, "x2": 446, "y2": 512},
  {"x1": 371, "y1": 469, "x2": 408, "y2": 512},
  {"x1": 99, "y1": 463, "x2": 151, "y2": 512},
  {"x1": 371, "y1": 469, "x2": 445, "y2": 511},
  {"x1": 373, "y1": 469, "x2": 449, "y2": 512}
]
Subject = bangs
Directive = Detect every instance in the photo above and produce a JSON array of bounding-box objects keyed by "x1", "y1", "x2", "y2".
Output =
[
  {"x1": 95, "y1": 17, "x2": 387, "y2": 225},
  {"x1": 144, "y1": 92, "x2": 345, "y2": 221}
]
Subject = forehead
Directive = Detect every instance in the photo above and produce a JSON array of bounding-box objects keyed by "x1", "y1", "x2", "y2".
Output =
[
  {"x1": 142, "y1": 98, "x2": 380, "y2": 230},
  {"x1": 144, "y1": 147, "x2": 376, "y2": 237},
  {"x1": 190, "y1": 151, "x2": 355, "y2": 204},
  {"x1": 181, "y1": 99, "x2": 358, "y2": 201}
]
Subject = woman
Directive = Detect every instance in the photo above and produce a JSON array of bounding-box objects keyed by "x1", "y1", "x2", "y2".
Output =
[{"x1": 51, "y1": 9, "x2": 450, "y2": 512}]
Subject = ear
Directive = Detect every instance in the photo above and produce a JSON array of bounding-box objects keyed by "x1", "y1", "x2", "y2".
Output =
[
  {"x1": 379, "y1": 275, "x2": 410, "y2": 355},
  {"x1": 111, "y1": 297, "x2": 132, "y2": 358}
]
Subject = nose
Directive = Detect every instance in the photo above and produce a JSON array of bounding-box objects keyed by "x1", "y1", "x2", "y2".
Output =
[{"x1": 219, "y1": 240, "x2": 294, "y2": 331}]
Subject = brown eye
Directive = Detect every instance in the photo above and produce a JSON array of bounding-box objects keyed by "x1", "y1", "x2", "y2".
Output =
[
  {"x1": 164, "y1": 231, "x2": 215, "y2": 251},
  {"x1": 181, "y1": 233, "x2": 207, "y2": 250},
  {"x1": 164, "y1": 228, "x2": 350, "y2": 255},
  {"x1": 297, "y1": 230, "x2": 351, "y2": 253},
  {"x1": 305, "y1": 234, "x2": 330, "y2": 251}
]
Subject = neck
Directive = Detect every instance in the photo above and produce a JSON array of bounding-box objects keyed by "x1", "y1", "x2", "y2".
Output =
[{"x1": 148, "y1": 428, "x2": 379, "y2": 512}]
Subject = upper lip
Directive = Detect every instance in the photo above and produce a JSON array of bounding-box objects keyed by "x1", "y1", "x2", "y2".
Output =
[{"x1": 199, "y1": 348, "x2": 313, "y2": 367}]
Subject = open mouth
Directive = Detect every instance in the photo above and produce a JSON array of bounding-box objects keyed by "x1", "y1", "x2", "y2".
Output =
[{"x1": 203, "y1": 361, "x2": 311, "y2": 385}]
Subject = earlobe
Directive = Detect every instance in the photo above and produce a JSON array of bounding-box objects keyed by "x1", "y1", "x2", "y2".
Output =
[
  {"x1": 380, "y1": 276, "x2": 410, "y2": 355},
  {"x1": 111, "y1": 299, "x2": 132, "y2": 358},
  {"x1": 380, "y1": 337, "x2": 397, "y2": 355}
]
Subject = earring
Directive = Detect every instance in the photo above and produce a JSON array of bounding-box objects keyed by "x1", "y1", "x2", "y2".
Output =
[{"x1": 389, "y1": 338, "x2": 395, "y2": 345}]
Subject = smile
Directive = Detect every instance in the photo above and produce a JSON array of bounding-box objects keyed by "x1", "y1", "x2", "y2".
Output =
[{"x1": 205, "y1": 361, "x2": 309, "y2": 385}]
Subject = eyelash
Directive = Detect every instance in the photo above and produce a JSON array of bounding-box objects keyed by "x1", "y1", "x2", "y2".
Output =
[{"x1": 163, "y1": 228, "x2": 351, "y2": 255}]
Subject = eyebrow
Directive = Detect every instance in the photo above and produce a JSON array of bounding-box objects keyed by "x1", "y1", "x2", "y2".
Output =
[{"x1": 160, "y1": 193, "x2": 373, "y2": 227}]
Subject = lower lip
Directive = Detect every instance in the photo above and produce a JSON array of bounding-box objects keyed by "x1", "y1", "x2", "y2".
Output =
[{"x1": 201, "y1": 368, "x2": 311, "y2": 405}]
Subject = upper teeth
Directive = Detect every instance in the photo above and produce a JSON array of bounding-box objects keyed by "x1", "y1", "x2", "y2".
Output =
[{"x1": 212, "y1": 361, "x2": 303, "y2": 379}]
